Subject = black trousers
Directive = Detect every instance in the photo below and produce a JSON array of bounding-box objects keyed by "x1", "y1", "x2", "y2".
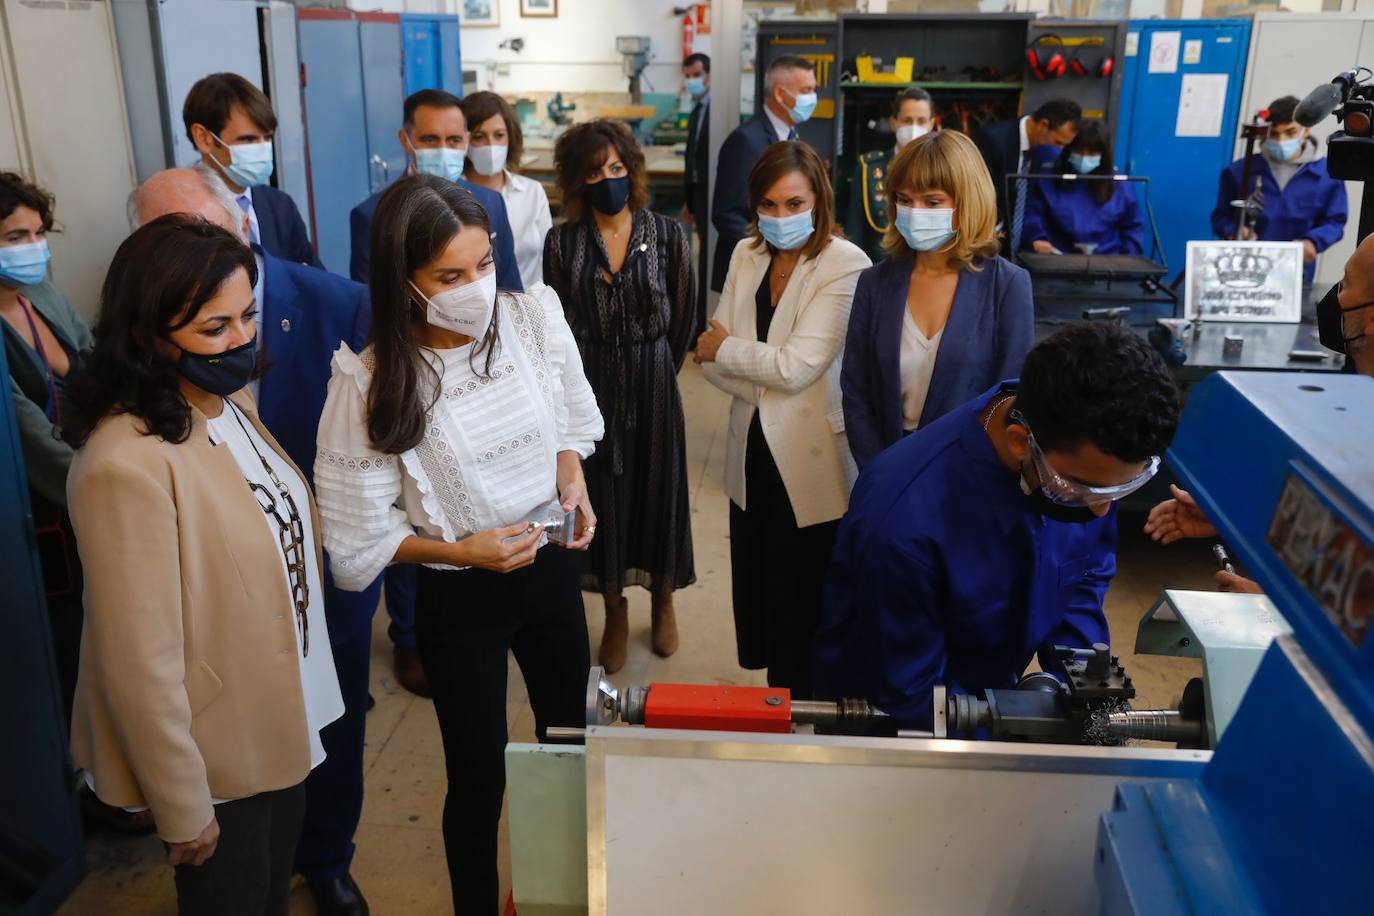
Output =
[
  {"x1": 728, "y1": 418, "x2": 840, "y2": 699},
  {"x1": 415, "y1": 547, "x2": 590, "y2": 915},
  {"x1": 173, "y1": 782, "x2": 306, "y2": 916}
]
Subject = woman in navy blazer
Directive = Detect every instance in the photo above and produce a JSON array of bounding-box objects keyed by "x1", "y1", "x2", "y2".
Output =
[{"x1": 842, "y1": 130, "x2": 1034, "y2": 470}]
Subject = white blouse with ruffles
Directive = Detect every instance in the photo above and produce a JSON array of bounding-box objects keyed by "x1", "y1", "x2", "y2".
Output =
[{"x1": 314, "y1": 285, "x2": 604, "y2": 591}]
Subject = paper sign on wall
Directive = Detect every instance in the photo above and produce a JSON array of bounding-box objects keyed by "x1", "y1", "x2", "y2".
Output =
[
  {"x1": 1125, "y1": 32, "x2": 1139, "y2": 57},
  {"x1": 1183, "y1": 39, "x2": 1202, "y2": 65},
  {"x1": 1149, "y1": 31, "x2": 1181, "y2": 73},
  {"x1": 1176, "y1": 73, "x2": 1228, "y2": 138}
]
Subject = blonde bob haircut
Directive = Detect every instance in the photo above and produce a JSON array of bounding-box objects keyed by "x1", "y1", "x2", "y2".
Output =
[
  {"x1": 881, "y1": 130, "x2": 1000, "y2": 271},
  {"x1": 747, "y1": 140, "x2": 841, "y2": 261}
]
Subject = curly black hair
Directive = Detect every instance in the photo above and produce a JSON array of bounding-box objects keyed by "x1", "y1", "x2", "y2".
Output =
[
  {"x1": 0, "y1": 171, "x2": 55, "y2": 232},
  {"x1": 60, "y1": 214, "x2": 257, "y2": 449},
  {"x1": 1014, "y1": 322, "x2": 1180, "y2": 462}
]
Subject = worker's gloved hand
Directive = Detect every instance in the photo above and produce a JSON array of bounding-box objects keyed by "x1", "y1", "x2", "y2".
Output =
[
  {"x1": 1216, "y1": 570, "x2": 1263, "y2": 594},
  {"x1": 1144, "y1": 485, "x2": 1217, "y2": 544},
  {"x1": 1031, "y1": 240, "x2": 1061, "y2": 255}
]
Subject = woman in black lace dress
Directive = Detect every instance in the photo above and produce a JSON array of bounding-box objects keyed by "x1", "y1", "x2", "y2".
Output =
[{"x1": 544, "y1": 119, "x2": 696, "y2": 673}]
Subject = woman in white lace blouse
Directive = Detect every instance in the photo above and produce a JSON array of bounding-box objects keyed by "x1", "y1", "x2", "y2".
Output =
[{"x1": 313, "y1": 175, "x2": 603, "y2": 913}]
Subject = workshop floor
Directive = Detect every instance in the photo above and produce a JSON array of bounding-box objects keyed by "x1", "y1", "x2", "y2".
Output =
[{"x1": 60, "y1": 361, "x2": 1220, "y2": 916}]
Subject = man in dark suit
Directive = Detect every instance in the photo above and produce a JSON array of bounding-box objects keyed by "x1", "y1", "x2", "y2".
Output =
[
  {"x1": 184, "y1": 72, "x2": 322, "y2": 268},
  {"x1": 348, "y1": 89, "x2": 522, "y2": 292},
  {"x1": 683, "y1": 53, "x2": 711, "y2": 336},
  {"x1": 711, "y1": 55, "x2": 817, "y2": 292},
  {"x1": 973, "y1": 98, "x2": 1081, "y2": 254},
  {"x1": 133, "y1": 166, "x2": 381, "y2": 916}
]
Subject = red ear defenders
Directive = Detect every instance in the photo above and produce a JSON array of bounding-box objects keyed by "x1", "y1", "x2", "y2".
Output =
[
  {"x1": 1026, "y1": 34, "x2": 1067, "y2": 81},
  {"x1": 1069, "y1": 48, "x2": 1115, "y2": 79}
]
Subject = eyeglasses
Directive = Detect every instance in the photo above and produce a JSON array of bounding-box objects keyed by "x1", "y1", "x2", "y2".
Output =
[{"x1": 1011, "y1": 410, "x2": 1160, "y2": 507}]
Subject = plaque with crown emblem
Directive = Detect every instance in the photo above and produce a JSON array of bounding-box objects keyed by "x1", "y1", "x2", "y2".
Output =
[{"x1": 1185, "y1": 240, "x2": 1304, "y2": 324}]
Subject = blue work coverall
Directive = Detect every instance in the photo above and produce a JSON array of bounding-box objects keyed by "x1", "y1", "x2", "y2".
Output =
[
  {"x1": 813, "y1": 384, "x2": 1117, "y2": 731},
  {"x1": 1210, "y1": 152, "x2": 1348, "y2": 284},
  {"x1": 1022, "y1": 178, "x2": 1146, "y2": 256}
]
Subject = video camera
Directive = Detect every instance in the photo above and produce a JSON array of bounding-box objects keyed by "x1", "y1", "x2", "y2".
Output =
[{"x1": 1296, "y1": 67, "x2": 1374, "y2": 183}]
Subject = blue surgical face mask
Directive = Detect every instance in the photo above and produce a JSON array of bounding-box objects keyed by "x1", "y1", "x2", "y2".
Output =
[
  {"x1": 757, "y1": 208, "x2": 814, "y2": 250},
  {"x1": 211, "y1": 134, "x2": 274, "y2": 188},
  {"x1": 0, "y1": 239, "x2": 50, "y2": 287},
  {"x1": 1264, "y1": 137, "x2": 1302, "y2": 163},
  {"x1": 685, "y1": 76, "x2": 707, "y2": 99},
  {"x1": 786, "y1": 89, "x2": 818, "y2": 124},
  {"x1": 414, "y1": 146, "x2": 466, "y2": 182},
  {"x1": 894, "y1": 205, "x2": 956, "y2": 252},
  {"x1": 1069, "y1": 153, "x2": 1101, "y2": 174}
]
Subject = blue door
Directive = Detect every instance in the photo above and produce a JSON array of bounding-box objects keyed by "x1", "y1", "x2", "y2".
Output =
[
  {"x1": 298, "y1": 11, "x2": 370, "y2": 275},
  {"x1": 1115, "y1": 20, "x2": 1251, "y2": 276},
  {"x1": 360, "y1": 15, "x2": 406, "y2": 194},
  {"x1": 402, "y1": 14, "x2": 463, "y2": 97}
]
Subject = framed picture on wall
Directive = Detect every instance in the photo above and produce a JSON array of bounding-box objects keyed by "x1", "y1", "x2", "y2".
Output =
[
  {"x1": 462, "y1": 0, "x2": 500, "y2": 27},
  {"x1": 520, "y1": 0, "x2": 558, "y2": 17}
]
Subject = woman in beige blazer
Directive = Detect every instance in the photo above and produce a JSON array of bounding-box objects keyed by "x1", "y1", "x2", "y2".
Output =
[
  {"x1": 61, "y1": 215, "x2": 342, "y2": 915},
  {"x1": 696, "y1": 141, "x2": 871, "y2": 697}
]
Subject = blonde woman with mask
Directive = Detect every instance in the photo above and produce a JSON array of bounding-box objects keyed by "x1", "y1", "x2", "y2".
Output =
[{"x1": 841, "y1": 129, "x2": 1034, "y2": 471}]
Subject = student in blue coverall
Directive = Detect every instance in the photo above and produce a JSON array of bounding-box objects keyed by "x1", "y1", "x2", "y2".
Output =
[
  {"x1": 814, "y1": 322, "x2": 1181, "y2": 731},
  {"x1": 1211, "y1": 94, "x2": 1348, "y2": 285},
  {"x1": 1022, "y1": 121, "x2": 1144, "y2": 257}
]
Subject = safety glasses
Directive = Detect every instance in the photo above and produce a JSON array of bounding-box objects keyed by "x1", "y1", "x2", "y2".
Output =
[{"x1": 1011, "y1": 410, "x2": 1160, "y2": 507}]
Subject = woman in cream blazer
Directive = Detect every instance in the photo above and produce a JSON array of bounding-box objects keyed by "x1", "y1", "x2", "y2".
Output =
[
  {"x1": 62, "y1": 216, "x2": 340, "y2": 914},
  {"x1": 696, "y1": 141, "x2": 871, "y2": 698}
]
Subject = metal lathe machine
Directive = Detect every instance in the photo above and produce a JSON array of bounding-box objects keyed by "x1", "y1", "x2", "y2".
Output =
[{"x1": 506, "y1": 371, "x2": 1373, "y2": 915}]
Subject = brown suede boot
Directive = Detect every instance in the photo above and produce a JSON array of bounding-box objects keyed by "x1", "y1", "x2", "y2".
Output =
[
  {"x1": 650, "y1": 592, "x2": 680, "y2": 658},
  {"x1": 598, "y1": 594, "x2": 629, "y2": 674}
]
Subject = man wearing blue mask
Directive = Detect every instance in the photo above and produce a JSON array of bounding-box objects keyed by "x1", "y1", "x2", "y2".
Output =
[
  {"x1": 1211, "y1": 94, "x2": 1348, "y2": 285},
  {"x1": 815, "y1": 322, "x2": 1181, "y2": 731},
  {"x1": 682, "y1": 52, "x2": 711, "y2": 337},
  {"x1": 348, "y1": 89, "x2": 521, "y2": 294},
  {"x1": 711, "y1": 55, "x2": 817, "y2": 293},
  {"x1": 185, "y1": 73, "x2": 322, "y2": 269}
]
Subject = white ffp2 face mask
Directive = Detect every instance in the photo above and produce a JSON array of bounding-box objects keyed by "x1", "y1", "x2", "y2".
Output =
[
  {"x1": 895, "y1": 123, "x2": 930, "y2": 148},
  {"x1": 411, "y1": 270, "x2": 497, "y2": 336},
  {"x1": 468, "y1": 144, "x2": 508, "y2": 176}
]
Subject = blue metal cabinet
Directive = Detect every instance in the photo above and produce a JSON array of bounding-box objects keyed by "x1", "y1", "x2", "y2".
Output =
[
  {"x1": 359, "y1": 14, "x2": 407, "y2": 195},
  {"x1": 1115, "y1": 20, "x2": 1251, "y2": 276},
  {"x1": 298, "y1": 9, "x2": 371, "y2": 274},
  {"x1": 401, "y1": 13, "x2": 463, "y2": 97}
]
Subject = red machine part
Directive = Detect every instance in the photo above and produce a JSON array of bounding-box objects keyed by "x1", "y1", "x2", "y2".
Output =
[{"x1": 642, "y1": 683, "x2": 793, "y2": 733}]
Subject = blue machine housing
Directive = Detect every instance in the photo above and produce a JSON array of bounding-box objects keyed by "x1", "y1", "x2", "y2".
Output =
[{"x1": 1097, "y1": 372, "x2": 1374, "y2": 913}]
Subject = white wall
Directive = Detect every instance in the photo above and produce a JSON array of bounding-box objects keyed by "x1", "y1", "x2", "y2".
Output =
[{"x1": 456, "y1": 0, "x2": 689, "y2": 94}]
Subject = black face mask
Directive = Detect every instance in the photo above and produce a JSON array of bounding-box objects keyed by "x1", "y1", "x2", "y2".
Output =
[
  {"x1": 1317, "y1": 283, "x2": 1372, "y2": 354},
  {"x1": 586, "y1": 175, "x2": 630, "y2": 216},
  {"x1": 176, "y1": 337, "x2": 257, "y2": 397}
]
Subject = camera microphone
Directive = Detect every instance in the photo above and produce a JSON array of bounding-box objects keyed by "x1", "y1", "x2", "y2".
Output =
[{"x1": 1295, "y1": 69, "x2": 1362, "y2": 127}]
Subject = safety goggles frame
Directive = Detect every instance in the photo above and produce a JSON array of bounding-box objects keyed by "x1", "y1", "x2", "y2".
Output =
[{"x1": 1011, "y1": 410, "x2": 1160, "y2": 507}]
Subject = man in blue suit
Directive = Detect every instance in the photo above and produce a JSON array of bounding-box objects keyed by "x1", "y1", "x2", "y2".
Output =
[
  {"x1": 348, "y1": 89, "x2": 522, "y2": 292},
  {"x1": 710, "y1": 55, "x2": 817, "y2": 292},
  {"x1": 1210, "y1": 94, "x2": 1348, "y2": 286},
  {"x1": 347, "y1": 89, "x2": 522, "y2": 701},
  {"x1": 816, "y1": 323, "x2": 1180, "y2": 732},
  {"x1": 133, "y1": 167, "x2": 379, "y2": 916},
  {"x1": 184, "y1": 72, "x2": 322, "y2": 268}
]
